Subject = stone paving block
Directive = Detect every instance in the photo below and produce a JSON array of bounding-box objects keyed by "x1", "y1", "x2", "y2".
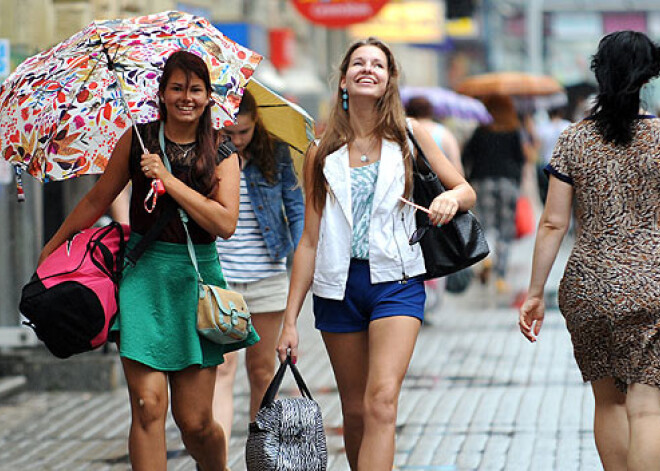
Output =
[
  {"x1": 491, "y1": 387, "x2": 524, "y2": 430},
  {"x1": 480, "y1": 433, "x2": 510, "y2": 471},
  {"x1": 554, "y1": 434, "x2": 581, "y2": 471},
  {"x1": 406, "y1": 432, "x2": 445, "y2": 465},
  {"x1": 536, "y1": 385, "x2": 563, "y2": 434},
  {"x1": 432, "y1": 433, "x2": 464, "y2": 467},
  {"x1": 469, "y1": 387, "x2": 505, "y2": 430},
  {"x1": 504, "y1": 432, "x2": 536, "y2": 471},
  {"x1": 455, "y1": 432, "x2": 488, "y2": 469}
]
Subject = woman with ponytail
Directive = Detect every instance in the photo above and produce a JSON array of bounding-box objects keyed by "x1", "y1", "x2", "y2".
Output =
[
  {"x1": 519, "y1": 31, "x2": 660, "y2": 471},
  {"x1": 38, "y1": 50, "x2": 258, "y2": 470}
]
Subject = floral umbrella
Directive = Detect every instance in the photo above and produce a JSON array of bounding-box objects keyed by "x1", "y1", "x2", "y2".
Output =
[{"x1": 0, "y1": 10, "x2": 262, "y2": 183}]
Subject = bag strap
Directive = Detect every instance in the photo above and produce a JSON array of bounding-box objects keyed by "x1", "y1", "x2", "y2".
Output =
[
  {"x1": 124, "y1": 203, "x2": 177, "y2": 267},
  {"x1": 259, "y1": 356, "x2": 314, "y2": 410},
  {"x1": 156, "y1": 122, "x2": 205, "y2": 287}
]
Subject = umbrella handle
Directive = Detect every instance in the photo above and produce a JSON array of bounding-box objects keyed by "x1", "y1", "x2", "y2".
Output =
[{"x1": 153, "y1": 178, "x2": 166, "y2": 195}]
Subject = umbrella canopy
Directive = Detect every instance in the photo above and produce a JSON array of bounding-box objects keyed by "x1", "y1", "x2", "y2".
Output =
[
  {"x1": 456, "y1": 72, "x2": 563, "y2": 97},
  {"x1": 0, "y1": 10, "x2": 262, "y2": 182},
  {"x1": 400, "y1": 86, "x2": 492, "y2": 123},
  {"x1": 246, "y1": 79, "x2": 315, "y2": 179}
]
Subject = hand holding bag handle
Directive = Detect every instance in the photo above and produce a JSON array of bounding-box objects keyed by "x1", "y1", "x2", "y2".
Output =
[
  {"x1": 406, "y1": 124, "x2": 490, "y2": 279},
  {"x1": 260, "y1": 355, "x2": 314, "y2": 410}
]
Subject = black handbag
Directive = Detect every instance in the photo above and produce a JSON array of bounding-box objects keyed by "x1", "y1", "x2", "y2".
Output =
[
  {"x1": 406, "y1": 129, "x2": 489, "y2": 279},
  {"x1": 246, "y1": 356, "x2": 327, "y2": 470}
]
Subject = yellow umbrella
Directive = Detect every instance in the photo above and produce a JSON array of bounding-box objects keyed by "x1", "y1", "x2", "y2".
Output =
[{"x1": 245, "y1": 79, "x2": 315, "y2": 179}]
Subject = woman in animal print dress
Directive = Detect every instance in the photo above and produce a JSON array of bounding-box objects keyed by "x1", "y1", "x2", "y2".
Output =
[{"x1": 519, "y1": 31, "x2": 660, "y2": 471}]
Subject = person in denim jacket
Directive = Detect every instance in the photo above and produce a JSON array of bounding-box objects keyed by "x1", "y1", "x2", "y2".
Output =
[{"x1": 213, "y1": 90, "x2": 304, "y2": 456}]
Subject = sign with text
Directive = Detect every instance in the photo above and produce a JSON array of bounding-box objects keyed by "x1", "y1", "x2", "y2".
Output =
[
  {"x1": 0, "y1": 39, "x2": 9, "y2": 79},
  {"x1": 349, "y1": 2, "x2": 443, "y2": 43},
  {"x1": 292, "y1": 0, "x2": 389, "y2": 28}
]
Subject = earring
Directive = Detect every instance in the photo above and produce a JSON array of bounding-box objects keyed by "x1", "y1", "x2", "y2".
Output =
[{"x1": 341, "y1": 88, "x2": 348, "y2": 111}]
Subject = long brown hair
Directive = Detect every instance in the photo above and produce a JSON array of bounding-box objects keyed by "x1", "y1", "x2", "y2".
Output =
[
  {"x1": 237, "y1": 90, "x2": 277, "y2": 184},
  {"x1": 308, "y1": 37, "x2": 413, "y2": 212},
  {"x1": 158, "y1": 50, "x2": 218, "y2": 197}
]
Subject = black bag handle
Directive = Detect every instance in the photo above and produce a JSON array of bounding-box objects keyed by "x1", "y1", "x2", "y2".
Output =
[
  {"x1": 406, "y1": 128, "x2": 445, "y2": 191},
  {"x1": 124, "y1": 202, "x2": 177, "y2": 267},
  {"x1": 259, "y1": 356, "x2": 314, "y2": 410}
]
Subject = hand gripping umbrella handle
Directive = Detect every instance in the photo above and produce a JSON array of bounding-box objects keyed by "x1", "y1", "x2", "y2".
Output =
[{"x1": 104, "y1": 48, "x2": 167, "y2": 210}]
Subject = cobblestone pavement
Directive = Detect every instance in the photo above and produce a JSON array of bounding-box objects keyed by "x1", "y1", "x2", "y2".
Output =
[{"x1": 0, "y1": 236, "x2": 601, "y2": 470}]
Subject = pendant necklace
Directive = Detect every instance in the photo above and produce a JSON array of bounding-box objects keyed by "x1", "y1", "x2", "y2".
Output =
[
  {"x1": 170, "y1": 140, "x2": 196, "y2": 160},
  {"x1": 353, "y1": 137, "x2": 376, "y2": 163}
]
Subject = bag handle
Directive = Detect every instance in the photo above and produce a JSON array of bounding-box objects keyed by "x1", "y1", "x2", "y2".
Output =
[
  {"x1": 405, "y1": 124, "x2": 445, "y2": 191},
  {"x1": 259, "y1": 356, "x2": 314, "y2": 410}
]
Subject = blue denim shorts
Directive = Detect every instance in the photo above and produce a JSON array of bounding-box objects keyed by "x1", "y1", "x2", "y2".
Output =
[{"x1": 313, "y1": 259, "x2": 426, "y2": 333}]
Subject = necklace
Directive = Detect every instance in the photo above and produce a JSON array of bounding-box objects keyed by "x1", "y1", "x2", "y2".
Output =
[
  {"x1": 170, "y1": 140, "x2": 197, "y2": 160},
  {"x1": 353, "y1": 137, "x2": 377, "y2": 163}
]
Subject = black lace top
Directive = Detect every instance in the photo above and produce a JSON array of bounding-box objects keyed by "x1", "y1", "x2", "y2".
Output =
[{"x1": 128, "y1": 121, "x2": 236, "y2": 244}]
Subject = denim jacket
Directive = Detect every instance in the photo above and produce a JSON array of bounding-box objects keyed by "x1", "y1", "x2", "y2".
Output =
[{"x1": 242, "y1": 142, "x2": 304, "y2": 260}]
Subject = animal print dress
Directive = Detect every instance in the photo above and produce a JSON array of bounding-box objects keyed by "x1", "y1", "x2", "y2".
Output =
[{"x1": 546, "y1": 116, "x2": 660, "y2": 391}]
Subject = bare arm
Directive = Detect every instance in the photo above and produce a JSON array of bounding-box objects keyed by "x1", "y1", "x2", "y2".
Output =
[
  {"x1": 277, "y1": 145, "x2": 322, "y2": 364},
  {"x1": 39, "y1": 129, "x2": 133, "y2": 264},
  {"x1": 411, "y1": 119, "x2": 476, "y2": 225},
  {"x1": 519, "y1": 176, "x2": 573, "y2": 342}
]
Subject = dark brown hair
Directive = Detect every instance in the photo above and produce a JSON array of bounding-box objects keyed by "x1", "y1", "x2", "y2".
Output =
[
  {"x1": 405, "y1": 96, "x2": 434, "y2": 119},
  {"x1": 159, "y1": 50, "x2": 218, "y2": 197},
  {"x1": 482, "y1": 95, "x2": 520, "y2": 132},
  {"x1": 308, "y1": 37, "x2": 413, "y2": 212},
  {"x1": 590, "y1": 30, "x2": 660, "y2": 145},
  {"x1": 237, "y1": 90, "x2": 277, "y2": 184}
]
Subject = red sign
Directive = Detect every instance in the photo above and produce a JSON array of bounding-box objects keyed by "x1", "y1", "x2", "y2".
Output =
[
  {"x1": 292, "y1": 0, "x2": 389, "y2": 28},
  {"x1": 270, "y1": 29, "x2": 295, "y2": 70}
]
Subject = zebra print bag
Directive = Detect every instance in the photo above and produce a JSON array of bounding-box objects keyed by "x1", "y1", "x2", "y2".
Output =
[{"x1": 246, "y1": 357, "x2": 327, "y2": 470}]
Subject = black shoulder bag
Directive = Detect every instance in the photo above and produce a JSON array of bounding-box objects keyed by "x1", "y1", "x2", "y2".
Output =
[{"x1": 406, "y1": 129, "x2": 489, "y2": 279}]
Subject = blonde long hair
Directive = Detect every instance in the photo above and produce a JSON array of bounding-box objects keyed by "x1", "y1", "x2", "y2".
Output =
[{"x1": 307, "y1": 37, "x2": 413, "y2": 212}]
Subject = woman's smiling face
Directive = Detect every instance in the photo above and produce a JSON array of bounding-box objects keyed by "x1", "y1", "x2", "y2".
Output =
[
  {"x1": 160, "y1": 68, "x2": 210, "y2": 125},
  {"x1": 341, "y1": 45, "x2": 389, "y2": 101}
]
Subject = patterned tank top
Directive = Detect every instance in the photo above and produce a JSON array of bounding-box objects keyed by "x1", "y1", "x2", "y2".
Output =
[{"x1": 350, "y1": 161, "x2": 380, "y2": 259}]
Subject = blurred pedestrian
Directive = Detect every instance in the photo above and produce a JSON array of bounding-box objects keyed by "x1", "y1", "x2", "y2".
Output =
[
  {"x1": 405, "y1": 96, "x2": 463, "y2": 175},
  {"x1": 213, "y1": 89, "x2": 304, "y2": 452},
  {"x1": 38, "y1": 50, "x2": 258, "y2": 471},
  {"x1": 519, "y1": 31, "x2": 660, "y2": 471},
  {"x1": 405, "y1": 95, "x2": 466, "y2": 312},
  {"x1": 535, "y1": 106, "x2": 571, "y2": 204},
  {"x1": 462, "y1": 95, "x2": 530, "y2": 293},
  {"x1": 276, "y1": 37, "x2": 476, "y2": 470}
]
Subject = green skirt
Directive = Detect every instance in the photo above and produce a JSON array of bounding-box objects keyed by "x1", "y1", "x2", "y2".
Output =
[{"x1": 113, "y1": 234, "x2": 260, "y2": 371}]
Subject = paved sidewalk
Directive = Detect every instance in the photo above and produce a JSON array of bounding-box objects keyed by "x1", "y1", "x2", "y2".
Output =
[{"x1": 0, "y1": 236, "x2": 601, "y2": 470}]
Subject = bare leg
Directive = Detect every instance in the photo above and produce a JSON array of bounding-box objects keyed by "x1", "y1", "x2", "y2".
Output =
[
  {"x1": 120, "y1": 357, "x2": 169, "y2": 471},
  {"x1": 213, "y1": 351, "x2": 238, "y2": 454},
  {"x1": 170, "y1": 365, "x2": 227, "y2": 471},
  {"x1": 591, "y1": 377, "x2": 628, "y2": 471},
  {"x1": 322, "y1": 331, "x2": 369, "y2": 470},
  {"x1": 245, "y1": 310, "x2": 285, "y2": 419},
  {"x1": 627, "y1": 383, "x2": 660, "y2": 471},
  {"x1": 357, "y1": 316, "x2": 420, "y2": 471}
]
